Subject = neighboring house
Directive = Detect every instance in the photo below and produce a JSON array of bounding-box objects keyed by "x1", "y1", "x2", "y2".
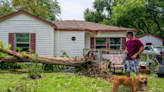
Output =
[
  {"x1": 136, "y1": 33, "x2": 164, "y2": 46},
  {"x1": 0, "y1": 11, "x2": 137, "y2": 58}
]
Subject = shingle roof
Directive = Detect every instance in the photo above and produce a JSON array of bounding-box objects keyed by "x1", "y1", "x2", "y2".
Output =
[
  {"x1": 53, "y1": 20, "x2": 137, "y2": 32},
  {"x1": 135, "y1": 33, "x2": 148, "y2": 38}
]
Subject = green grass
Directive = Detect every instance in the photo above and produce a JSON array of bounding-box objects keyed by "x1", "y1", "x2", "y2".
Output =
[{"x1": 0, "y1": 70, "x2": 164, "y2": 92}]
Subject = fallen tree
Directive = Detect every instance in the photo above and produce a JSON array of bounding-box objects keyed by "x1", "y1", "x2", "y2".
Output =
[
  {"x1": 0, "y1": 47, "x2": 113, "y2": 78},
  {"x1": 0, "y1": 47, "x2": 99, "y2": 72},
  {"x1": 0, "y1": 47, "x2": 93, "y2": 66}
]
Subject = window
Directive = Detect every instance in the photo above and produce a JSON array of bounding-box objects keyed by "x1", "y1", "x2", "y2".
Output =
[
  {"x1": 110, "y1": 38, "x2": 120, "y2": 49},
  {"x1": 95, "y1": 38, "x2": 106, "y2": 49},
  {"x1": 15, "y1": 33, "x2": 30, "y2": 52},
  {"x1": 146, "y1": 43, "x2": 152, "y2": 45}
]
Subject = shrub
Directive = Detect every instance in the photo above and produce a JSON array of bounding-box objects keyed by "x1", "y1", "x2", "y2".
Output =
[
  {"x1": 0, "y1": 41, "x2": 28, "y2": 70},
  {"x1": 74, "y1": 67, "x2": 83, "y2": 73},
  {"x1": 28, "y1": 53, "x2": 44, "y2": 77},
  {"x1": 0, "y1": 62, "x2": 27, "y2": 70}
]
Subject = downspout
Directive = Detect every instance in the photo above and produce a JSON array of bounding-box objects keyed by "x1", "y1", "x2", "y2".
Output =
[{"x1": 58, "y1": 30, "x2": 60, "y2": 57}]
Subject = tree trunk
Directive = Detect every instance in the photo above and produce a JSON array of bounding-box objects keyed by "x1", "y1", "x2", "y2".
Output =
[{"x1": 0, "y1": 47, "x2": 93, "y2": 67}]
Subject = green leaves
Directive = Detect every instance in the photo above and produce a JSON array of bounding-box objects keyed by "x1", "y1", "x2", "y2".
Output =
[
  {"x1": 111, "y1": 0, "x2": 164, "y2": 37},
  {"x1": 85, "y1": 0, "x2": 164, "y2": 38},
  {"x1": 0, "y1": 0, "x2": 61, "y2": 22},
  {"x1": 84, "y1": 0, "x2": 113, "y2": 23}
]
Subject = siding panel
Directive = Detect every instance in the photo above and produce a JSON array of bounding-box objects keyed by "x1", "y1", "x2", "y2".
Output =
[
  {"x1": 0, "y1": 14, "x2": 54, "y2": 57},
  {"x1": 54, "y1": 31, "x2": 85, "y2": 58}
]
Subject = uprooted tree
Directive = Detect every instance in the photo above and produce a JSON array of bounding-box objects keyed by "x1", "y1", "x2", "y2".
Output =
[
  {"x1": 0, "y1": 44, "x2": 113, "y2": 78},
  {"x1": 0, "y1": 47, "x2": 92, "y2": 69},
  {"x1": 1, "y1": 46, "x2": 108, "y2": 73}
]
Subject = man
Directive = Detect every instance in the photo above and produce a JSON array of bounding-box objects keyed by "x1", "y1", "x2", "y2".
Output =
[{"x1": 124, "y1": 30, "x2": 145, "y2": 77}]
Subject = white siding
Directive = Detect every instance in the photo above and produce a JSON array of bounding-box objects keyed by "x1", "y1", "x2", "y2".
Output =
[
  {"x1": 138, "y1": 35, "x2": 163, "y2": 46},
  {"x1": 0, "y1": 14, "x2": 54, "y2": 57},
  {"x1": 85, "y1": 32, "x2": 127, "y2": 48},
  {"x1": 54, "y1": 31, "x2": 85, "y2": 58}
]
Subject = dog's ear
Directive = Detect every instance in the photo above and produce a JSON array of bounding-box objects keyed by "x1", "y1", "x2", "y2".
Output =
[{"x1": 138, "y1": 74, "x2": 141, "y2": 77}]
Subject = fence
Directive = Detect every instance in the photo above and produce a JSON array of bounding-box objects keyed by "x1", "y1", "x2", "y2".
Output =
[{"x1": 83, "y1": 48, "x2": 164, "y2": 70}]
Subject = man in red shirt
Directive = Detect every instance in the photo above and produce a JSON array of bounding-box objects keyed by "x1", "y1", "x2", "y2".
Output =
[{"x1": 124, "y1": 31, "x2": 145, "y2": 77}]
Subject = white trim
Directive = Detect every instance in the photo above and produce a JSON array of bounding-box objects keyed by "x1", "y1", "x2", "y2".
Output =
[
  {"x1": 120, "y1": 37, "x2": 122, "y2": 50},
  {"x1": 52, "y1": 28, "x2": 54, "y2": 57},
  {"x1": 58, "y1": 30, "x2": 60, "y2": 57},
  {"x1": 83, "y1": 31, "x2": 85, "y2": 49}
]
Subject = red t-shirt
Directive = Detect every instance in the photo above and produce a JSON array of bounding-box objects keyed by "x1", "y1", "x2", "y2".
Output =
[{"x1": 126, "y1": 38, "x2": 144, "y2": 60}]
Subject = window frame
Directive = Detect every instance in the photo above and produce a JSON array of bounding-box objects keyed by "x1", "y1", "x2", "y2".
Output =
[
  {"x1": 15, "y1": 33, "x2": 30, "y2": 52},
  {"x1": 110, "y1": 37, "x2": 121, "y2": 50},
  {"x1": 95, "y1": 37, "x2": 107, "y2": 49}
]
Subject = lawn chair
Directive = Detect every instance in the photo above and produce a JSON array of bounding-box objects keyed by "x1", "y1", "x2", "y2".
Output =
[{"x1": 109, "y1": 55, "x2": 124, "y2": 74}]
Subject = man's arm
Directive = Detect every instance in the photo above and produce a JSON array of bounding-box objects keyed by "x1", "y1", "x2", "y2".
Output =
[
  {"x1": 132, "y1": 46, "x2": 145, "y2": 59},
  {"x1": 125, "y1": 47, "x2": 128, "y2": 54}
]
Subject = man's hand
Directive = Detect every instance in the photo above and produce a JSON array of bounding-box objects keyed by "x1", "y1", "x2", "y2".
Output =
[
  {"x1": 132, "y1": 46, "x2": 145, "y2": 59},
  {"x1": 131, "y1": 54, "x2": 137, "y2": 59},
  {"x1": 125, "y1": 49, "x2": 128, "y2": 54}
]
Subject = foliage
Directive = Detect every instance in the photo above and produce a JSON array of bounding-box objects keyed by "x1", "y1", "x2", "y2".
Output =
[
  {"x1": 84, "y1": 0, "x2": 115, "y2": 23},
  {"x1": 0, "y1": 41, "x2": 28, "y2": 70},
  {"x1": 111, "y1": 0, "x2": 164, "y2": 37},
  {"x1": 43, "y1": 50, "x2": 68, "y2": 72},
  {"x1": 0, "y1": 70, "x2": 164, "y2": 92},
  {"x1": 61, "y1": 50, "x2": 69, "y2": 58},
  {"x1": 74, "y1": 67, "x2": 83, "y2": 73},
  {"x1": 84, "y1": 8, "x2": 107, "y2": 23},
  {"x1": 0, "y1": 0, "x2": 14, "y2": 19},
  {"x1": 0, "y1": 0, "x2": 61, "y2": 22},
  {"x1": 53, "y1": 65, "x2": 66, "y2": 71},
  {"x1": 0, "y1": 41, "x2": 11, "y2": 57},
  {"x1": 43, "y1": 64, "x2": 66, "y2": 72},
  {"x1": 28, "y1": 53, "x2": 44, "y2": 76},
  {"x1": 84, "y1": 0, "x2": 164, "y2": 38},
  {"x1": 72, "y1": 55, "x2": 79, "y2": 59},
  {"x1": 0, "y1": 62, "x2": 27, "y2": 70}
]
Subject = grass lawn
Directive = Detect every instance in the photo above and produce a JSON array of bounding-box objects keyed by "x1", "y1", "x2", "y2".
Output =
[{"x1": 0, "y1": 70, "x2": 164, "y2": 92}]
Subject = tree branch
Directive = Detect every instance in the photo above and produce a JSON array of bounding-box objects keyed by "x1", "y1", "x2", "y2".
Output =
[{"x1": 141, "y1": 19, "x2": 150, "y2": 33}]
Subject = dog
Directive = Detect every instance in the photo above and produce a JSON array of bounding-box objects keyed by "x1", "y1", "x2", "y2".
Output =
[{"x1": 104, "y1": 75, "x2": 148, "y2": 92}]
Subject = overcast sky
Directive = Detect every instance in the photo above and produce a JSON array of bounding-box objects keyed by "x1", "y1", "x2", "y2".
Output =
[{"x1": 58, "y1": 0, "x2": 94, "y2": 21}]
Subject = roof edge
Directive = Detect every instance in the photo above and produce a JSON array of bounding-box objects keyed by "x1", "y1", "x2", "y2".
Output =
[
  {"x1": 137, "y1": 33, "x2": 164, "y2": 41},
  {"x1": 55, "y1": 28, "x2": 97, "y2": 34},
  {"x1": 0, "y1": 10, "x2": 57, "y2": 28},
  {"x1": 97, "y1": 30, "x2": 138, "y2": 32}
]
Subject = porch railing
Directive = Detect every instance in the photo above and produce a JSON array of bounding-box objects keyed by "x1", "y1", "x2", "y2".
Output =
[{"x1": 83, "y1": 48, "x2": 163, "y2": 70}]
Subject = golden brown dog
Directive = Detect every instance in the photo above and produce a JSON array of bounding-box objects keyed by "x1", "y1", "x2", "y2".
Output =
[{"x1": 104, "y1": 75, "x2": 148, "y2": 92}]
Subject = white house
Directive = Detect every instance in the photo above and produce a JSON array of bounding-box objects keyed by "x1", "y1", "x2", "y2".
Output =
[
  {"x1": 0, "y1": 11, "x2": 137, "y2": 58},
  {"x1": 136, "y1": 33, "x2": 164, "y2": 46}
]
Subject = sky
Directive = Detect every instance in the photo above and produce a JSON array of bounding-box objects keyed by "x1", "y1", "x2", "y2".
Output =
[{"x1": 57, "y1": 0, "x2": 94, "y2": 21}]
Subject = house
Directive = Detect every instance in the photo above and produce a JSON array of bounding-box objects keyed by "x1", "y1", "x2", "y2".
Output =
[
  {"x1": 136, "y1": 33, "x2": 164, "y2": 46},
  {"x1": 0, "y1": 11, "x2": 137, "y2": 58}
]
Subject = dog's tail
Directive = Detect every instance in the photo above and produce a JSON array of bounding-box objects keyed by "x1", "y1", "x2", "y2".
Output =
[{"x1": 104, "y1": 76, "x2": 114, "y2": 82}]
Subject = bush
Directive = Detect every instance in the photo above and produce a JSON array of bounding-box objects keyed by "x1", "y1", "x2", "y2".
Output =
[
  {"x1": 74, "y1": 67, "x2": 83, "y2": 73},
  {"x1": 28, "y1": 53, "x2": 44, "y2": 77},
  {"x1": 0, "y1": 41, "x2": 28, "y2": 70},
  {"x1": 44, "y1": 64, "x2": 67, "y2": 72},
  {"x1": 0, "y1": 62, "x2": 27, "y2": 70}
]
